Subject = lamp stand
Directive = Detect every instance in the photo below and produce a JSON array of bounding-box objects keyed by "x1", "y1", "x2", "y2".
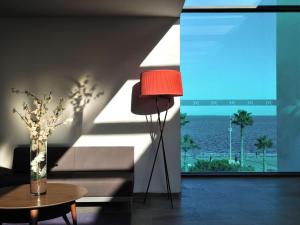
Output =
[{"x1": 144, "y1": 96, "x2": 173, "y2": 208}]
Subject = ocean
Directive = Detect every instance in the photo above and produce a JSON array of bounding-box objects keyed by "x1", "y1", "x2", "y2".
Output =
[{"x1": 181, "y1": 116, "x2": 277, "y2": 155}]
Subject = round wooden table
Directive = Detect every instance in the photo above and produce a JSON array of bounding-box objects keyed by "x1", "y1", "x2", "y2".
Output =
[{"x1": 0, "y1": 183, "x2": 87, "y2": 225}]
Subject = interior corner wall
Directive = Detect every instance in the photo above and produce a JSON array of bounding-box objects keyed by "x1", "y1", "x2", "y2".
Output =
[
  {"x1": 277, "y1": 12, "x2": 300, "y2": 171},
  {"x1": 0, "y1": 16, "x2": 181, "y2": 193}
]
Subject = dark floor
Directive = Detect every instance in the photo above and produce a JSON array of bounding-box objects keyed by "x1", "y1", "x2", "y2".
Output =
[
  {"x1": 134, "y1": 177, "x2": 300, "y2": 225},
  {"x1": 6, "y1": 177, "x2": 300, "y2": 225}
]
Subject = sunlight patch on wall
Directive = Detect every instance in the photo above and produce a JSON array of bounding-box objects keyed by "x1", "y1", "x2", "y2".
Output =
[
  {"x1": 94, "y1": 79, "x2": 180, "y2": 124},
  {"x1": 140, "y1": 24, "x2": 180, "y2": 67},
  {"x1": 0, "y1": 142, "x2": 13, "y2": 168}
]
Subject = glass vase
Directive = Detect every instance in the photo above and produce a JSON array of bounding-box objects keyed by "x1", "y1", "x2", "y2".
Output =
[{"x1": 30, "y1": 139, "x2": 47, "y2": 195}]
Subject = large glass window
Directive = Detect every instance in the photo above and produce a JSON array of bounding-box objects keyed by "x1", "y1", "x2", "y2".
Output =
[
  {"x1": 180, "y1": 12, "x2": 277, "y2": 172},
  {"x1": 184, "y1": 0, "x2": 300, "y2": 7}
]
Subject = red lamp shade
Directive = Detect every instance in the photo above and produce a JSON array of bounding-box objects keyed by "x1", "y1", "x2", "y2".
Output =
[{"x1": 140, "y1": 70, "x2": 183, "y2": 97}]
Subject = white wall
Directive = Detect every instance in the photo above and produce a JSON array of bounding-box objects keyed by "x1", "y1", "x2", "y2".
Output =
[{"x1": 0, "y1": 17, "x2": 180, "y2": 193}]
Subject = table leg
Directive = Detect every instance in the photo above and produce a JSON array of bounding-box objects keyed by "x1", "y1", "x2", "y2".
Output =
[
  {"x1": 62, "y1": 214, "x2": 71, "y2": 225},
  {"x1": 70, "y1": 202, "x2": 77, "y2": 225},
  {"x1": 30, "y1": 209, "x2": 39, "y2": 225}
]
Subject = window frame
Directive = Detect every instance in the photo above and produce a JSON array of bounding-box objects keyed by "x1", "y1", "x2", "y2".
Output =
[{"x1": 180, "y1": 5, "x2": 300, "y2": 176}]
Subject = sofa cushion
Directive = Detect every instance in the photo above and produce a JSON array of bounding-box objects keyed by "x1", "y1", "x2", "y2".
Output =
[
  {"x1": 48, "y1": 171, "x2": 133, "y2": 197},
  {"x1": 0, "y1": 167, "x2": 12, "y2": 176},
  {"x1": 0, "y1": 173, "x2": 28, "y2": 188},
  {"x1": 74, "y1": 147, "x2": 134, "y2": 172},
  {"x1": 11, "y1": 146, "x2": 134, "y2": 198},
  {"x1": 13, "y1": 146, "x2": 73, "y2": 173},
  {"x1": 13, "y1": 146, "x2": 134, "y2": 172},
  {"x1": 49, "y1": 147, "x2": 75, "y2": 172}
]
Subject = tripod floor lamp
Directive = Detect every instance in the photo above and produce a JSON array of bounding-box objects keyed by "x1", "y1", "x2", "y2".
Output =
[{"x1": 140, "y1": 70, "x2": 183, "y2": 208}]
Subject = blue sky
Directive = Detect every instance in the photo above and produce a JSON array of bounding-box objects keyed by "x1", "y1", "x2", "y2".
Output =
[
  {"x1": 180, "y1": 12, "x2": 276, "y2": 116},
  {"x1": 183, "y1": 0, "x2": 299, "y2": 7}
]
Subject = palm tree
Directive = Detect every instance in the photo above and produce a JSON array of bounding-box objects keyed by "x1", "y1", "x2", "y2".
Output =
[
  {"x1": 181, "y1": 134, "x2": 199, "y2": 171},
  {"x1": 180, "y1": 113, "x2": 189, "y2": 126},
  {"x1": 255, "y1": 136, "x2": 273, "y2": 172},
  {"x1": 231, "y1": 110, "x2": 253, "y2": 167}
]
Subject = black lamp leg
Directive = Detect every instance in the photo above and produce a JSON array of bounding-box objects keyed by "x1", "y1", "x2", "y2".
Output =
[
  {"x1": 144, "y1": 98, "x2": 169, "y2": 204},
  {"x1": 143, "y1": 131, "x2": 162, "y2": 203},
  {"x1": 144, "y1": 97, "x2": 173, "y2": 208},
  {"x1": 156, "y1": 98, "x2": 173, "y2": 208}
]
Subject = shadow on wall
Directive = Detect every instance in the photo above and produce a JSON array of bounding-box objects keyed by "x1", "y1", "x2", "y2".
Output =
[
  {"x1": 0, "y1": 16, "x2": 178, "y2": 168},
  {"x1": 67, "y1": 74, "x2": 104, "y2": 143},
  {"x1": 0, "y1": 15, "x2": 181, "y2": 195},
  {"x1": 131, "y1": 82, "x2": 174, "y2": 115},
  {"x1": 68, "y1": 74, "x2": 104, "y2": 114}
]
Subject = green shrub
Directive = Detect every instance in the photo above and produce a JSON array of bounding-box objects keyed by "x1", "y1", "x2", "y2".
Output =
[
  {"x1": 239, "y1": 165, "x2": 255, "y2": 172},
  {"x1": 189, "y1": 160, "x2": 210, "y2": 172},
  {"x1": 189, "y1": 159, "x2": 254, "y2": 172}
]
